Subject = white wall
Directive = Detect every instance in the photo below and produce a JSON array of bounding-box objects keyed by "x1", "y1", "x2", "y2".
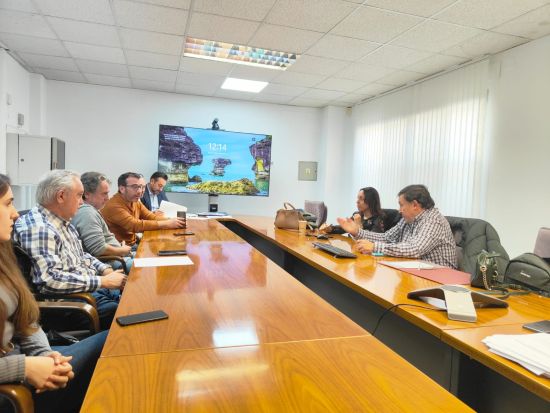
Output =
[
  {"x1": 46, "y1": 81, "x2": 326, "y2": 216},
  {"x1": 485, "y1": 35, "x2": 550, "y2": 257}
]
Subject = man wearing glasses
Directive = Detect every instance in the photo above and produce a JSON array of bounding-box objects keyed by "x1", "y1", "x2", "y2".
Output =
[{"x1": 101, "y1": 172, "x2": 185, "y2": 246}]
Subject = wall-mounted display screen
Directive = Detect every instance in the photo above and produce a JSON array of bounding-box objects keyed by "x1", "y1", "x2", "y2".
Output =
[{"x1": 158, "y1": 125, "x2": 272, "y2": 196}]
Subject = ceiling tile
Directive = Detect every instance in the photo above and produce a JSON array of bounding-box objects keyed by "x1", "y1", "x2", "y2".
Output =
[
  {"x1": 192, "y1": 0, "x2": 275, "y2": 21},
  {"x1": 330, "y1": 6, "x2": 422, "y2": 43},
  {"x1": 262, "y1": 83, "x2": 308, "y2": 96},
  {"x1": 125, "y1": 50, "x2": 180, "y2": 70},
  {"x1": 376, "y1": 69, "x2": 424, "y2": 86},
  {"x1": 34, "y1": 68, "x2": 87, "y2": 82},
  {"x1": 228, "y1": 65, "x2": 281, "y2": 82},
  {"x1": 249, "y1": 24, "x2": 324, "y2": 54},
  {"x1": 392, "y1": 20, "x2": 482, "y2": 53},
  {"x1": 315, "y1": 77, "x2": 366, "y2": 92},
  {"x1": 493, "y1": 5, "x2": 550, "y2": 40},
  {"x1": 113, "y1": 0, "x2": 188, "y2": 35},
  {"x1": 180, "y1": 57, "x2": 234, "y2": 75},
  {"x1": 434, "y1": 0, "x2": 548, "y2": 30},
  {"x1": 254, "y1": 93, "x2": 294, "y2": 104},
  {"x1": 177, "y1": 71, "x2": 225, "y2": 87},
  {"x1": 266, "y1": 0, "x2": 357, "y2": 32},
  {"x1": 76, "y1": 59, "x2": 129, "y2": 77},
  {"x1": 333, "y1": 92, "x2": 371, "y2": 104},
  {"x1": 367, "y1": 0, "x2": 457, "y2": 18},
  {"x1": 135, "y1": 0, "x2": 190, "y2": 8},
  {"x1": 47, "y1": 17, "x2": 120, "y2": 47},
  {"x1": 301, "y1": 88, "x2": 345, "y2": 100},
  {"x1": 34, "y1": 0, "x2": 114, "y2": 24},
  {"x1": 288, "y1": 55, "x2": 349, "y2": 76},
  {"x1": 306, "y1": 34, "x2": 380, "y2": 61},
  {"x1": 175, "y1": 82, "x2": 218, "y2": 96},
  {"x1": 336, "y1": 62, "x2": 393, "y2": 82},
  {"x1": 214, "y1": 89, "x2": 259, "y2": 100},
  {"x1": 356, "y1": 82, "x2": 395, "y2": 95},
  {"x1": 406, "y1": 53, "x2": 466, "y2": 74},
  {"x1": 444, "y1": 31, "x2": 528, "y2": 59},
  {"x1": 119, "y1": 28, "x2": 184, "y2": 55},
  {"x1": 84, "y1": 73, "x2": 132, "y2": 87},
  {"x1": 64, "y1": 42, "x2": 126, "y2": 64},
  {"x1": 129, "y1": 66, "x2": 178, "y2": 82},
  {"x1": 0, "y1": 9, "x2": 56, "y2": 38},
  {"x1": 132, "y1": 78, "x2": 175, "y2": 92},
  {"x1": 271, "y1": 71, "x2": 326, "y2": 87},
  {"x1": 289, "y1": 97, "x2": 329, "y2": 107},
  {"x1": 360, "y1": 44, "x2": 433, "y2": 69},
  {"x1": 0, "y1": 0, "x2": 37, "y2": 13},
  {"x1": 188, "y1": 12, "x2": 259, "y2": 44},
  {"x1": 0, "y1": 33, "x2": 69, "y2": 56},
  {"x1": 17, "y1": 52, "x2": 78, "y2": 71}
]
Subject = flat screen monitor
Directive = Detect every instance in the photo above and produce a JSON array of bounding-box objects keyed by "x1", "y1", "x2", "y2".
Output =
[{"x1": 158, "y1": 124, "x2": 272, "y2": 196}]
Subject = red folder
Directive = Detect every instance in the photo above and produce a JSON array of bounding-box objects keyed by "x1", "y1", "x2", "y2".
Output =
[{"x1": 380, "y1": 262, "x2": 471, "y2": 285}]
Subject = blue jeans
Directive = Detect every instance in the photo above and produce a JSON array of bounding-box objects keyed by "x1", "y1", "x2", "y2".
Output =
[
  {"x1": 34, "y1": 330, "x2": 108, "y2": 413},
  {"x1": 110, "y1": 256, "x2": 134, "y2": 274},
  {"x1": 92, "y1": 289, "x2": 120, "y2": 330}
]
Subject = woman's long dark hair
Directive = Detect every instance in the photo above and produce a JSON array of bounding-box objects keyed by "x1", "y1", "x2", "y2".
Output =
[
  {"x1": 0, "y1": 174, "x2": 39, "y2": 349},
  {"x1": 360, "y1": 187, "x2": 383, "y2": 217}
]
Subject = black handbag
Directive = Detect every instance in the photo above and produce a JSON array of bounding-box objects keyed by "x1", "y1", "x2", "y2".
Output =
[
  {"x1": 505, "y1": 253, "x2": 550, "y2": 297},
  {"x1": 472, "y1": 250, "x2": 504, "y2": 290}
]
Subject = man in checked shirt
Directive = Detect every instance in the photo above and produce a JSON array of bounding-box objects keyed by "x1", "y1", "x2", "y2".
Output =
[
  {"x1": 14, "y1": 170, "x2": 126, "y2": 330},
  {"x1": 338, "y1": 184, "x2": 457, "y2": 268}
]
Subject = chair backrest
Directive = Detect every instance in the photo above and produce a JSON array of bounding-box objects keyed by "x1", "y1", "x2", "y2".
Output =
[
  {"x1": 445, "y1": 216, "x2": 510, "y2": 276},
  {"x1": 534, "y1": 227, "x2": 550, "y2": 258},
  {"x1": 11, "y1": 241, "x2": 38, "y2": 294},
  {"x1": 304, "y1": 200, "x2": 327, "y2": 227},
  {"x1": 382, "y1": 209, "x2": 401, "y2": 231}
]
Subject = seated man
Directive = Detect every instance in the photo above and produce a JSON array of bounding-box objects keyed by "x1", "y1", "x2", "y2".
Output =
[
  {"x1": 141, "y1": 171, "x2": 169, "y2": 213},
  {"x1": 72, "y1": 172, "x2": 133, "y2": 273},
  {"x1": 14, "y1": 170, "x2": 126, "y2": 330},
  {"x1": 338, "y1": 184, "x2": 457, "y2": 268},
  {"x1": 101, "y1": 172, "x2": 185, "y2": 246}
]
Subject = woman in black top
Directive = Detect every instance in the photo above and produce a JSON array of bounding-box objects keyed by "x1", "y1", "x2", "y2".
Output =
[{"x1": 321, "y1": 187, "x2": 385, "y2": 234}]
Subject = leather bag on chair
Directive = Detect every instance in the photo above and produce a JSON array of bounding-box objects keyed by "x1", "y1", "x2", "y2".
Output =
[{"x1": 274, "y1": 202, "x2": 304, "y2": 230}]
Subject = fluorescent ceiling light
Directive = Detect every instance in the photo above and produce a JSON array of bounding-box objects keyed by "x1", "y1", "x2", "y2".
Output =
[
  {"x1": 184, "y1": 37, "x2": 298, "y2": 70},
  {"x1": 221, "y1": 77, "x2": 268, "y2": 93}
]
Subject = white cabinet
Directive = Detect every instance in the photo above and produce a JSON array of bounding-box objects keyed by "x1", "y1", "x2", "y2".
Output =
[{"x1": 6, "y1": 133, "x2": 65, "y2": 185}]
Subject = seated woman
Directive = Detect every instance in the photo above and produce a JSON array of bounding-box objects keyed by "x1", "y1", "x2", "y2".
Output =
[
  {"x1": 0, "y1": 174, "x2": 107, "y2": 413},
  {"x1": 320, "y1": 187, "x2": 385, "y2": 234}
]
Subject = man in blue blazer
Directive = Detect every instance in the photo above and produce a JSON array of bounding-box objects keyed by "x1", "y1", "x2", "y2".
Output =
[{"x1": 141, "y1": 171, "x2": 169, "y2": 212}]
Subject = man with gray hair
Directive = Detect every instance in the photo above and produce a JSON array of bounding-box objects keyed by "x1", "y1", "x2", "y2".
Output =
[
  {"x1": 14, "y1": 170, "x2": 125, "y2": 330},
  {"x1": 72, "y1": 172, "x2": 133, "y2": 272}
]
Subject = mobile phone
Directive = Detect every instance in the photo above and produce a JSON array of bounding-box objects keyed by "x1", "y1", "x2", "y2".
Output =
[
  {"x1": 116, "y1": 310, "x2": 168, "y2": 327},
  {"x1": 158, "y1": 249, "x2": 187, "y2": 256},
  {"x1": 523, "y1": 320, "x2": 550, "y2": 333},
  {"x1": 173, "y1": 232, "x2": 195, "y2": 236}
]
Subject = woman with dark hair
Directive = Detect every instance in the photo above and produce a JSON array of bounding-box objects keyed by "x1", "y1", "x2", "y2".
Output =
[
  {"x1": 0, "y1": 174, "x2": 107, "y2": 413},
  {"x1": 320, "y1": 187, "x2": 385, "y2": 234}
]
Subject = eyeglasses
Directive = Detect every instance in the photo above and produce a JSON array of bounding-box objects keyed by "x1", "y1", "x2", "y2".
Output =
[{"x1": 125, "y1": 184, "x2": 145, "y2": 191}]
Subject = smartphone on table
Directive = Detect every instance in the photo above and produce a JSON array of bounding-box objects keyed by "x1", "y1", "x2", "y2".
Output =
[
  {"x1": 116, "y1": 310, "x2": 168, "y2": 327},
  {"x1": 157, "y1": 249, "x2": 187, "y2": 256},
  {"x1": 523, "y1": 320, "x2": 550, "y2": 333}
]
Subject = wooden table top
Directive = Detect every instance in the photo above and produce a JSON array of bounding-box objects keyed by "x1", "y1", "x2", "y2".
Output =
[
  {"x1": 82, "y1": 336, "x2": 472, "y2": 413},
  {"x1": 102, "y1": 219, "x2": 366, "y2": 357},
  {"x1": 442, "y1": 324, "x2": 550, "y2": 402},
  {"x1": 231, "y1": 216, "x2": 550, "y2": 336}
]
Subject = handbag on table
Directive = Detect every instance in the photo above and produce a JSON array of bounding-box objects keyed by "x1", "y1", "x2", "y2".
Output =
[{"x1": 274, "y1": 202, "x2": 304, "y2": 230}]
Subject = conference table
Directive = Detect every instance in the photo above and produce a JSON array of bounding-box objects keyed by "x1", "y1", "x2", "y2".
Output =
[{"x1": 81, "y1": 217, "x2": 472, "y2": 412}]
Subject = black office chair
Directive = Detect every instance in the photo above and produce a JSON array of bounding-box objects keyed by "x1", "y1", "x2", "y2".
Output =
[{"x1": 382, "y1": 208, "x2": 401, "y2": 231}]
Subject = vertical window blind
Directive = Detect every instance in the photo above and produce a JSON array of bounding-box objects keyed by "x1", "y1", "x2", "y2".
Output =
[{"x1": 351, "y1": 60, "x2": 489, "y2": 217}]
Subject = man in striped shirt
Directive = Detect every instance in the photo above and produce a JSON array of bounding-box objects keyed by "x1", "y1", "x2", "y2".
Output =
[
  {"x1": 14, "y1": 170, "x2": 126, "y2": 330},
  {"x1": 338, "y1": 185, "x2": 457, "y2": 268}
]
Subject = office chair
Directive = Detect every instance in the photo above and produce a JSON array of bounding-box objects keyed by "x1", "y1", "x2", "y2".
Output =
[
  {"x1": 0, "y1": 384, "x2": 33, "y2": 413},
  {"x1": 381, "y1": 209, "x2": 401, "y2": 231},
  {"x1": 534, "y1": 227, "x2": 550, "y2": 265},
  {"x1": 304, "y1": 200, "x2": 327, "y2": 228}
]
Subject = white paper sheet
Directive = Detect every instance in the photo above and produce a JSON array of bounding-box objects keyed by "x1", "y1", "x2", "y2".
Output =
[
  {"x1": 134, "y1": 256, "x2": 193, "y2": 267},
  {"x1": 158, "y1": 200, "x2": 187, "y2": 218},
  {"x1": 379, "y1": 260, "x2": 436, "y2": 269}
]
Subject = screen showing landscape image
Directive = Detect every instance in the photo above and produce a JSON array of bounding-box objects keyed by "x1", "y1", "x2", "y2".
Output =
[{"x1": 158, "y1": 125, "x2": 272, "y2": 196}]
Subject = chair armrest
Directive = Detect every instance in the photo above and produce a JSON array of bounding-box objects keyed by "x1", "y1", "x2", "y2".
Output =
[
  {"x1": 38, "y1": 301, "x2": 100, "y2": 334},
  {"x1": 37, "y1": 293, "x2": 97, "y2": 308},
  {"x1": 0, "y1": 383, "x2": 34, "y2": 413},
  {"x1": 99, "y1": 255, "x2": 128, "y2": 274}
]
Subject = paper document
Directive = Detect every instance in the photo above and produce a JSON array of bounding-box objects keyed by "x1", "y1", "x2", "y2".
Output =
[
  {"x1": 134, "y1": 256, "x2": 193, "y2": 267},
  {"x1": 483, "y1": 333, "x2": 550, "y2": 377},
  {"x1": 380, "y1": 260, "x2": 436, "y2": 269},
  {"x1": 158, "y1": 200, "x2": 187, "y2": 218}
]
